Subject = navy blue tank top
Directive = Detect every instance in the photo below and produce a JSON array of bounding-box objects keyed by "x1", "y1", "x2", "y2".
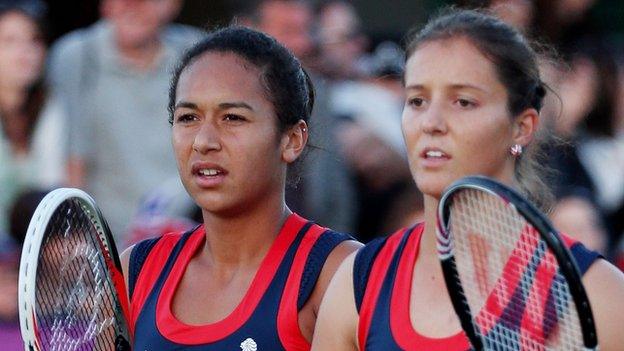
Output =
[
  {"x1": 353, "y1": 224, "x2": 601, "y2": 351},
  {"x1": 128, "y1": 214, "x2": 351, "y2": 350}
]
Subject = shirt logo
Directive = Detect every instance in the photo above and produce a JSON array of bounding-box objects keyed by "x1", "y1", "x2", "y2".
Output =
[{"x1": 240, "y1": 337, "x2": 258, "y2": 351}]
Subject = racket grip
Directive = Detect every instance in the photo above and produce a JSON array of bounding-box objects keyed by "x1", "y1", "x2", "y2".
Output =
[{"x1": 116, "y1": 335, "x2": 131, "y2": 351}]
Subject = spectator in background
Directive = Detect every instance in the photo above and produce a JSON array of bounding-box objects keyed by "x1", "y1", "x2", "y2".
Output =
[
  {"x1": 571, "y1": 47, "x2": 624, "y2": 255},
  {"x1": 540, "y1": 45, "x2": 621, "y2": 256},
  {"x1": 330, "y1": 41, "x2": 415, "y2": 240},
  {"x1": 237, "y1": 0, "x2": 358, "y2": 234},
  {"x1": 0, "y1": 0, "x2": 65, "y2": 242},
  {"x1": 488, "y1": 0, "x2": 533, "y2": 31},
  {"x1": 311, "y1": 0, "x2": 416, "y2": 239},
  {"x1": 0, "y1": 189, "x2": 47, "y2": 350},
  {"x1": 47, "y1": 0, "x2": 203, "y2": 243},
  {"x1": 315, "y1": 0, "x2": 368, "y2": 80},
  {"x1": 236, "y1": 0, "x2": 314, "y2": 62},
  {"x1": 458, "y1": 0, "x2": 534, "y2": 33},
  {"x1": 533, "y1": 0, "x2": 598, "y2": 52}
]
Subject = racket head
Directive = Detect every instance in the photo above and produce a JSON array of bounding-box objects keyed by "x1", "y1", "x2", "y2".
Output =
[
  {"x1": 18, "y1": 188, "x2": 131, "y2": 351},
  {"x1": 436, "y1": 176, "x2": 597, "y2": 350}
]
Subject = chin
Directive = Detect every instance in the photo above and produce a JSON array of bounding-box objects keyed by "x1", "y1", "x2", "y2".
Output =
[{"x1": 414, "y1": 177, "x2": 447, "y2": 200}]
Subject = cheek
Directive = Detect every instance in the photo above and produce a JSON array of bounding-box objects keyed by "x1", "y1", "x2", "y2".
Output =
[
  {"x1": 401, "y1": 110, "x2": 418, "y2": 149},
  {"x1": 239, "y1": 135, "x2": 284, "y2": 180},
  {"x1": 171, "y1": 129, "x2": 191, "y2": 160},
  {"x1": 458, "y1": 119, "x2": 512, "y2": 170}
]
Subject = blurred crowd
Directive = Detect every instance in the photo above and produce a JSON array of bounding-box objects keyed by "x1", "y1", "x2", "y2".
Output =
[{"x1": 0, "y1": 0, "x2": 623, "y2": 347}]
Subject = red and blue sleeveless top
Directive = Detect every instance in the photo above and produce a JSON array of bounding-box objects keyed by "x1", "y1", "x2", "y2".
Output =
[
  {"x1": 353, "y1": 224, "x2": 601, "y2": 351},
  {"x1": 127, "y1": 213, "x2": 351, "y2": 350}
]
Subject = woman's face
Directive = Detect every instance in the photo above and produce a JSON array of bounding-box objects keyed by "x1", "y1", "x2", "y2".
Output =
[
  {"x1": 0, "y1": 11, "x2": 45, "y2": 89},
  {"x1": 171, "y1": 52, "x2": 291, "y2": 216},
  {"x1": 402, "y1": 37, "x2": 519, "y2": 199}
]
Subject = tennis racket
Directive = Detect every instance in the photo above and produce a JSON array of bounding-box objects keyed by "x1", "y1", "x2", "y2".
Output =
[
  {"x1": 18, "y1": 188, "x2": 132, "y2": 351},
  {"x1": 436, "y1": 176, "x2": 597, "y2": 350}
]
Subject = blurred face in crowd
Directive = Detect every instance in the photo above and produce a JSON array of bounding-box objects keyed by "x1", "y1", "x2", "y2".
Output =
[
  {"x1": 0, "y1": 11, "x2": 45, "y2": 89},
  {"x1": 255, "y1": 0, "x2": 313, "y2": 59},
  {"x1": 317, "y1": 1, "x2": 367, "y2": 77},
  {"x1": 171, "y1": 52, "x2": 298, "y2": 216},
  {"x1": 402, "y1": 37, "x2": 530, "y2": 199},
  {"x1": 102, "y1": 0, "x2": 182, "y2": 49},
  {"x1": 489, "y1": 0, "x2": 533, "y2": 31}
]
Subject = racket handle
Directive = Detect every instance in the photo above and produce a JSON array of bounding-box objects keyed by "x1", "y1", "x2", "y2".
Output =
[{"x1": 115, "y1": 335, "x2": 131, "y2": 351}]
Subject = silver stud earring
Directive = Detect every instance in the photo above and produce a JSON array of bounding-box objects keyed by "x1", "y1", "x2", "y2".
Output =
[{"x1": 510, "y1": 144, "x2": 523, "y2": 157}]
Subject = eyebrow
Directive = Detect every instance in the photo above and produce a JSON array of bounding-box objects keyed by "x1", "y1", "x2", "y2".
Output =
[
  {"x1": 405, "y1": 83, "x2": 488, "y2": 93},
  {"x1": 218, "y1": 102, "x2": 254, "y2": 111},
  {"x1": 173, "y1": 101, "x2": 255, "y2": 111}
]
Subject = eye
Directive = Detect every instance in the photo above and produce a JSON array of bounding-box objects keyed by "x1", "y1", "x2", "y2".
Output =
[
  {"x1": 456, "y1": 98, "x2": 477, "y2": 108},
  {"x1": 223, "y1": 114, "x2": 246, "y2": 122},
  {"x1": 407, "y1": 97, "x2": 425, "y2": 108},
  {"x1": 174, "y1": 113, "x2": 198, "y2": 124}
]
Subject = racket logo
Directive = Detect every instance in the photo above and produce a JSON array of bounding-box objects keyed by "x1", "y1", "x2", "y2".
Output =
[{"x1": 240, "y1": 337, "x2": 258, "y2": 351}]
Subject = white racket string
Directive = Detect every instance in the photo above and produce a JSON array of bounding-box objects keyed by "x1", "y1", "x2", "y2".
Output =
[{"x1": 449, "y1": 189, "x2": 584, "y2": 350}]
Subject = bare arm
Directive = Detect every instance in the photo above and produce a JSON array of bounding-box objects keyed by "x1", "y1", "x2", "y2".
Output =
[
  {"x1": 582, "y1": 259, "x2": 624, "y2": 350},
  {"x1": 311, "y1": 252, "x2": 359, "y2": 351}
]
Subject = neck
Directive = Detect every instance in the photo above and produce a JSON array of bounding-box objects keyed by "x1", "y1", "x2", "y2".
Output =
[
  {"x1": 115, "y1": 36, "x2": 163, "y2": 71},
  {"x1": 0, "y1": 85, "x2": 26, "y2": 114},
  {"x1": 199, "y1": 190, "x2": 291, "y2": 269},
  {"x1": 421, "y1": 194, "x2": 441, "y2": 260}
]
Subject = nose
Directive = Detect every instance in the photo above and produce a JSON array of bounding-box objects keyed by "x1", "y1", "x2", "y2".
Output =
[
  {"x1": 420, "y1": 101, "x2": 448, "y2": 135},
  {"x1": 192, "y1": 121, "x2": 221, "y2": 154}
]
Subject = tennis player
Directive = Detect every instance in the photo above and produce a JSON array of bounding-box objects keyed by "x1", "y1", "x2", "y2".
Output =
[
  {"x1": 312, "y1": 9, "x2": 624, "y2": 351},
  {"x1": 120, "y1": 26, "x2": 361, "y2": 350}
]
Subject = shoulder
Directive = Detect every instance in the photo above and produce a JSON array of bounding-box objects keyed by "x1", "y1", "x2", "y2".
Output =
[
  {"x1": 120, "y1": 230, "x2": 190, "y2": 278},
  {"x1": 581, "y1": 259, "x2": 624, "y2": 350},
  {"x1": 353, "y1": 228, "x2": 408, "y2": 283},
  {"x1": 300, "y1": 227, "x2": 362, "y2": 312},
  {"x1": 310, "y1": 251, "x2": 359, "y2": 350},
  {"x1": 47, "y1": 22, "x2": 107, "y2": 84},
  {"x1": 49, "y1": 22, "x2": 105, "y2": 61},
  {"x1": 559, "y1": 232, "x2": 602, "y2": 275}
]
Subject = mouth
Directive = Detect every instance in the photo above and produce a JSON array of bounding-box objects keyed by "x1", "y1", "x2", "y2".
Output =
[
  {"x1": 191, "y1": 163, "x2": 228, "y2": 187},
  {"x1": 196, "y1": 168, "x2": 224, "y2": 177},
  {"x1": 420, "y1": 148, "x2": 451, "y2": 160}
]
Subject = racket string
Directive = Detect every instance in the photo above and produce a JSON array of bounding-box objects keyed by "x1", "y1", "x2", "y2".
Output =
[
  {"x1": 34, "y1": 199, "x2": 121, "y2": 350},
  {"x1": 450, "y1": 189, "x2": 584, "y2": 350}
]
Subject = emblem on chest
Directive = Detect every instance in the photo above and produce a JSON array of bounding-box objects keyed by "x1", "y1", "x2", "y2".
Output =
[{"x1": 240, "y1": 337, "x2": 258, "y2": 351}]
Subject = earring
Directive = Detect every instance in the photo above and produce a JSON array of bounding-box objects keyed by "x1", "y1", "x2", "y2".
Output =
[
  {"x1": 302, "y1": 127, "x2": 307, "y2": 132},
  {"x1": 510, "y1": 144, "x2": 523, "y2": 157}
]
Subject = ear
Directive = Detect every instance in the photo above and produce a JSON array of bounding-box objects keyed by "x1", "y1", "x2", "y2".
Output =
[
  {"x1": 512, "y1": 108, "x2": 539, "y2": 147},
  {"x1": 280, "y1": 120, "x2": 308, "y2": 164}
]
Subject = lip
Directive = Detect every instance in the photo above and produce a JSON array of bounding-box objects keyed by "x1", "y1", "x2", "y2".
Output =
[
  {"x1": 418, "y1": 147, "x2": 451, "y2": 168},
  {"x1": 191, "y1": 161, "x2": 228, "y2": 188}
]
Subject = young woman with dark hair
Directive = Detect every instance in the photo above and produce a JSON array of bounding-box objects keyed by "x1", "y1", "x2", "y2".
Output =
[
  {"x1": 312, "y1": 9, "x2": 624, "y2": 351},
  {"x1": 0, "y1": 0, "x2": 65, "y2": 240},
  {"x1": 120, "y1": 26, "x2": 361, "y2": 350}
]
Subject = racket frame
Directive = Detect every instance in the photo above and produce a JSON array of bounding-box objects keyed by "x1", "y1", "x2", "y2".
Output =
[
  {"x1": 436, "y1": 176, "x2": 598, "y2": 350},
  {"x1": 18, "y1": 188, "x2": 131, "y2": 351}
]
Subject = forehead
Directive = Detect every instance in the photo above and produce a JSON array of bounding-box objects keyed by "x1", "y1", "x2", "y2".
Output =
[
  {"x1": 405, "y1": 37, "x2": 503, "y2": 90},
  {"x1": 0, "y1": 11, "x2": 37, "y2": 31},
  {"x1": 176, "y1": 51, "x2": 269, "y2": 102}
]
